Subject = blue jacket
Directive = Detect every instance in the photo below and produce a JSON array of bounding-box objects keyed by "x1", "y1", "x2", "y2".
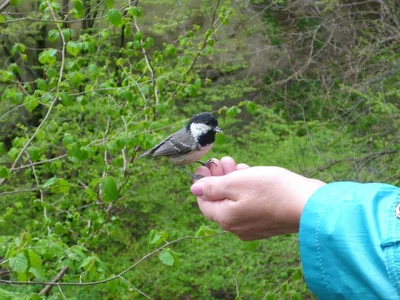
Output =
[{"x1": 300, "y1": 182, "x2": 400, "y2": 299}]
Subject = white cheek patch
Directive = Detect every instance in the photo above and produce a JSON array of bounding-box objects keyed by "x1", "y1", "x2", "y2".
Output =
[{"x1": 190, "y1": 123, "x2": 212, "y2": 139}]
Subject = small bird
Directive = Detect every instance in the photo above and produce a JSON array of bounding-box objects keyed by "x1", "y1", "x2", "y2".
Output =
[{"x1": 138, "y1": 112, "x2": 222, "y2": 179}]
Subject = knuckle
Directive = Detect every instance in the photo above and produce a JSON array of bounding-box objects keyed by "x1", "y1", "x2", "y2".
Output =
[{"x1": 218, "y1": 216, "x2": 235, "y2": 232}]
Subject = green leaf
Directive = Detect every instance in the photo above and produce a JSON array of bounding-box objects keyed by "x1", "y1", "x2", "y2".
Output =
[
  {"x1": 43, "y1": 177, "x2": 58, "y2": 188},
  {"x1": 195, "y1": 225, "x2": 218, "y2": 237},
  {"x1": 24, "y1": 96, "x2": 39, "y2": 113},
  {"x1": 36, "y1": 78, "x2": 47, "y2": 91},
  {"x1": 291, "y1": 268, "x2": 303, "y2": 280},
  {"x1": 72, "y1": 0, "x2": 85, "y2": 18},
  {"x1": 67, "y1": 143, "x2": 88, "y2": 160},
  {"x1": 11, "y1": 43, "x2": 26, "y2": 56},
  {"x1": 149, "y1": 231, "x2": 161, "y2": 245},
  {"x1": 9, "y1": 253, "x2": 28, "y2": 273},
  {"x1": 38, "y1": 48, "x2": 57, "y2": 65},
  {"x1": 59, "y1": 91, "x2": 73, "y2": 106},
  {"x1": 0, "y1": 142, "x2": 5, "y2": 155},
  {"x1": 55, "y1": 221, "x2": 66, "y2": 234},
  {"x1": 106, "y1": 0, "x2": 114, "y2": 9},
  {"x1": 164, "y1": 45, "x2": 176, "y2": 57},
  {"x1": 79, "y1": 256, "x2": 95, "y2": 270},
  {"x1": 48, "y1": 30, "x2": 60, "y2": 42},
  {"x1": 57, "y1": 178, "x2": 71, "y2": 194},
  {"x1": 134, "y1": 30, "x2": 143, "y2": 41},
  {"x1": 62, "y1": 135, "x2": 75, "y2": 146},
  {"x1": 66, "y1": 41, "x2": 81, "y2": 57},
  {"x1": 142, "y1": 84, "x2": 150, "y2": 95},
  {"x1": 242, "y1": 240, "x2": 259, "y2": 250},
  {"x1": 101, "y1": 176, "x2": 118, "y2": 202},
  {"x1": 159, "y1": 249, "x2": 174, "y2": 266},
  {"x1": 156, "y1": 103, "x2": 167, "y2": 115},
  {"x1": 10, "y1": 0, "x2": 20, "y2": 7},
  {"x1": 42, "y1": 177, "x2": 70, "y2": 193},
  {"x1": 226, "y1": 106, "x2": 241, "y2": 118},
  {"x1": 46, "y1": 67, "x2": 57, "y2": 78},
  {"x1": 148, "y1": 230, "x2": 168, "y2": 247},
  {"x1": 108, "y1": 9, "x2": 122, "y2": 26},
  {"x1": 0, "y1": 166, "x2": 9, "y2": 179},
  {"x1": 17, "y1": 271, "x2": 27, "y2": 281},
  {"x1": 27, "y1": 146, "x2": 40, "y2": 162},
  {"x1": 27, "y1": 250, "x2": 42, "y2": 269},
  {"x1": 194, "y1": 78, "x2": 202, "y2": 88},
  {"x1": 245, "y1": 101, "x2": 257, "y2": 115},
  {"x1": 29, "y1": 267, "x2": 46, "y2": 281},
  {"x1": 126, "y1": 6, "x2": 142, "y2": 17},
  {"x1": 0, "y1": 15, "x2": 5, "y2": 23},
  {"x1": 61, "y1": 28, "x2": 74, "y2": 40},
  {"x1": 0, "y1": 287, "x2": 21, "y2": 298}
]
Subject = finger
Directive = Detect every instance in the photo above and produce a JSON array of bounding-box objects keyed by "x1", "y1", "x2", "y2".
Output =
[
  {"x1": 193, "y1": 166, "x2": 211, "y2": 180},
  {"x1": 197, "y1": 198, "x2": 226, "y2": 222},
  {"x1": 220, "y1": 156, "x2": 237, "y2": 175},
  {"x1": 237, "y1": 163, "x2": 250, "y2": 170},
  {"x1": 207, "y1": 158, "x2": 225, "y2": 176},
  {"x1": 190, "y1": 174, "x2": 237, "y2": 201}
]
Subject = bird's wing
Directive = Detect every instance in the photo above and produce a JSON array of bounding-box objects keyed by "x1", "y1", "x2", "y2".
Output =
[
  {"x1": 152, "y1": 128, "x2": 195, "y2": 157},
  {"x1": 138, "y1": 128, "x2": 195, "y2": 158}
]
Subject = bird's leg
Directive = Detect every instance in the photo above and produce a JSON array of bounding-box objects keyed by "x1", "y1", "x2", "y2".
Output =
[
  {"x1": 196, "y1": 159, "x2": 217, "y2": 167},
  {"x1": 177, "y1": 166, "x2": 204, "y2": 181}
]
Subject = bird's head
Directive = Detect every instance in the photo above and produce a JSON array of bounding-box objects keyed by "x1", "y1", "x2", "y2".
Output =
[{"x1": 186, "y1": 112, "x2": 222, "y2": 141}]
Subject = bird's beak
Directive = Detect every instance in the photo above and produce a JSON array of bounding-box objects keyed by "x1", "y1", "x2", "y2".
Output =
[{"x1": 214, "y1": 126, "x2": 223, "y2": 133}]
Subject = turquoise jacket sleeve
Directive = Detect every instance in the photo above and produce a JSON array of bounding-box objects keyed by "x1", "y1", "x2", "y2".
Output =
[{"x1": 299, "y1": 182, "x2": 400, "y2": 299}]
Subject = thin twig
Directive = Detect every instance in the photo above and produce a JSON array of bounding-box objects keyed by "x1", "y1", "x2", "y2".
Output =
[
  {"x1": 117, "y1": 275, "x2": 152, "y2": 299},
  {"x1": 25, "y1": 152, "x2": 51, "y2": 235},
  {"x1": 133, "y1": 16, "x2": 159, "y2": 107},
  {"x1": 3, "y1": 154, "x2": 67, "y2": 171},
  {"x1": 57, "y1": 284, "x2": 67, "y2": 300}
]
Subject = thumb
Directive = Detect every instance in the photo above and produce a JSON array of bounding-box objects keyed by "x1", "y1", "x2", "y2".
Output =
[{"x1": 190, "y1": 175, "x2": 237, "y2": 201}]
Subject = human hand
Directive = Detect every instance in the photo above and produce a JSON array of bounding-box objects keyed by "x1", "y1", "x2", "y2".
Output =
[{"x1": 190, "y1": 157, "x2": 326, "y2": 240}]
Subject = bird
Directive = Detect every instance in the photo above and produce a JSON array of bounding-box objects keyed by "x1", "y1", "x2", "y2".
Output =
[{"x1": 138, "y1": 112, "x2": 222, "y2": 179}]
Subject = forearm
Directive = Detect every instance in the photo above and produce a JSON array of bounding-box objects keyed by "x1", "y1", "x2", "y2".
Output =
[{"x1": 299, "y1": 182, "x2": 400, "y2": 299}]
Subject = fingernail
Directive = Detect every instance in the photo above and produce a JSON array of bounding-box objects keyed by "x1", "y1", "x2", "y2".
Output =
[{"x1": 190, "y1": 182, "x2": 203, "y2": 197}]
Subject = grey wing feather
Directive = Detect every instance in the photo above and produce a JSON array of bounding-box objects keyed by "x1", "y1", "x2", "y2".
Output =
[{"x1": 139, "y1": 128, "x2": 195, "y2": 158}]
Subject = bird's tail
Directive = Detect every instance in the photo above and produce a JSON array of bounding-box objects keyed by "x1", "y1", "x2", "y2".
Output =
[{"x1": 137, "y1": 149, "x2": 152, "y2": 158}]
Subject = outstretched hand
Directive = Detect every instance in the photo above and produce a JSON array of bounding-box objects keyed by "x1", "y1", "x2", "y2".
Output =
[{"x1": 190, "y1": 157, "x2": 325, "y2": 240}]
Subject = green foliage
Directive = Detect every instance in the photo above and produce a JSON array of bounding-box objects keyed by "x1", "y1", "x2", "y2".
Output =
[{"x1": 0, "y1": 0, "x2": 398, "y2": 298}]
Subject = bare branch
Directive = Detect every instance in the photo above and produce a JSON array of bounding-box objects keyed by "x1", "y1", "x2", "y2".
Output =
[
  {"x1": 309, "y1": 150, "x2": 400, "y2": 174},
  {"x1": 38, "y1": 267, "x2": 69, "y2": 296},
  {"x1": 11, "y1": 154, "x2": 68, "y2": 171},
  {"x1": 0, "y1": 0, "x2": 10, "y2": 13},
  {"x1": 3, "y1": 14, "x2": 108, "y2": 24}
]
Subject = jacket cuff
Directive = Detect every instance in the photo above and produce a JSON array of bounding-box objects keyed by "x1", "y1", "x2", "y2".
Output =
[{"x1": 299, "y1": 182, "x2": 400, "y2": 299}]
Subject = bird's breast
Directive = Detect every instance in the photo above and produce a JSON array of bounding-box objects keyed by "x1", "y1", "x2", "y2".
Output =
[{"x1": 169, "y1": 143, "x2": 214, "y2": 165}]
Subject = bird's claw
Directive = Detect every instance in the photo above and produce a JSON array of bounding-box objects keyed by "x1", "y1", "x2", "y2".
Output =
[
  {"x1": 196, "y1": 159, "x2": 216, "y2": 167},
  {"x1": 192, "y1": 174, "x2": 204, "y2": 181}
]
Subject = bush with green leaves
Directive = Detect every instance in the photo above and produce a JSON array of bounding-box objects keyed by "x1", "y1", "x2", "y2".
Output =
[{"x1": 0, "y1": 0, "x2": 399, "y2": 299}]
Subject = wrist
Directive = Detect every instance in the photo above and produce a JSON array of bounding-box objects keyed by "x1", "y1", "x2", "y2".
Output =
[{"x1": 281, "y1": 176, "x2": 326, "y2": 234}]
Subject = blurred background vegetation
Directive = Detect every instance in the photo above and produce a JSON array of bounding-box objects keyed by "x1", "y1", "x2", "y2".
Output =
[{"x1": 0, "y1": 0, "x2": 399, "y2": 299}]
